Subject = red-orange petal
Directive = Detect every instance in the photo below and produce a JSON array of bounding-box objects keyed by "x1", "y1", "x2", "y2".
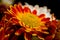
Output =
[
  {"x1": 41, "y1": 18, "x2": 50, "y2": 22},
  {"x1": 38, "y1": 14, "x2": 45, "y2": 18},
  {"x1": 11, "y1": 18, "x2": 19, "y2": 24},
  {"x1": 0, "y1": 29, "x2": 4, "y2": 40},
  {"x1": 49, "y1": 22, "x2": 56, "y2": 34},
  {"x1": 24, "y1": 33, "x2": 31, "y2": 40},
  {"x1": 23, "y1": 7, "x2": 31, "y2": 13},
  {"x1": 32, "y1": 10, "x2": 37, "y2": 15},
  {"x1": 11, "y1": 6, "x2": 18, "y2": 14},
  {"x1": 5, "y1": 14, "x2": 13, "y2": 20},
  {"x1": 29, "y1": 31, "x2": 38, "y2": 34},
  {"x1": 15, "y1": 28, "x2": 25, "y2": 35},
  {"x1": 16, "y1": 4, "x2": 23, "y2": 13}
]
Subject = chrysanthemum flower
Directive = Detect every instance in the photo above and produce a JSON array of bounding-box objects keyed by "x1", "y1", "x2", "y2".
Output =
[{"x1": 3, "y1": 3, "x2": 57, "y2": 40}]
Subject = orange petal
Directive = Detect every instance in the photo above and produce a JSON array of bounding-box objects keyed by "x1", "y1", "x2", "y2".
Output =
[{"x1": 24, "y1": 33, "x2": 31, "y2": 40}]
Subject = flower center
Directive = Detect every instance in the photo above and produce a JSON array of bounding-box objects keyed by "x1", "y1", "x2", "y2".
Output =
[{"x1": 17, "y1": 13, "x2": 45, "y2": 28}]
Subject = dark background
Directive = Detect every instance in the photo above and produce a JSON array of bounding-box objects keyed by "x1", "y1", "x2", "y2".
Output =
[{"x1": 14, "y1": 0, "x2": 60, "y2": 19}]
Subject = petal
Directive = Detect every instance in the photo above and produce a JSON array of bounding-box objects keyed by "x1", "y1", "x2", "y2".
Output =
[
  {"x1": 23, "y1": 7, "x2": 31, "y2": 13},
  {"x1": 38, "y1": 14, "x2": 45, "y2": 18},
  {"x1": 16, "y1": 4, "x2": 23, "y2": 13},
  {"x1": 10, "y1": 5, "x2": 18, "y2": 14},
  {"x1": 15, "y1": 28, "x2": 25, "y2": 36},
  {"x1": 41, "y1": 18, "x2": 50, "y2": 22},
  {"x1": 32, "y1": 10, "x2": 37, "y2": 15},
  {"x1": 37, "y1": 32, "x2": 47, "y2": 38},
  {"x1": 49, "y1": 23, "x2": 56, "y2": 34},
  {"x1": 11, "y1": 18, "x2": 19, "y2": 24},
  {"x1": 24, "y1": 32, "x2": 31, "y2": 40},
  {"x1": 29, "y1": 31, "x2": 38, "y2": 35}
]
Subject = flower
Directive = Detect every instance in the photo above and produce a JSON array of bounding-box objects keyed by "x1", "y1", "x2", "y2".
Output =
[{"x1": 1, "y1": 3, "x2": 57, "y2": 40}]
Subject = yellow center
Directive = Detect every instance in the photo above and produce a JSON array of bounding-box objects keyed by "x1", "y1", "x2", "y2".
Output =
[{"x1": 17, "y1": 13, "x2": 45, "y2": 28}]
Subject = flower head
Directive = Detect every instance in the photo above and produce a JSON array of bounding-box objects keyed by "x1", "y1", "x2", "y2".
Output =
[{"x1": 4, "y1": 3, "x2": 57, "y2": 40}]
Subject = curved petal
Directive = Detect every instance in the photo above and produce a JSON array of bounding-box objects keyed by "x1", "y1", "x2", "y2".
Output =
[
  {"x1": 23, "y1": 7, "x2": 31, "y2": 13},
  {"x1": 32, "y1": 10, "x2": 37, "y2": 15},
  {"x1": 24, "y1": 32, "x2": 32, "y2": 40},
  {"x1": 15, "y1": 28, "x2": 25, "y2": 36}
]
